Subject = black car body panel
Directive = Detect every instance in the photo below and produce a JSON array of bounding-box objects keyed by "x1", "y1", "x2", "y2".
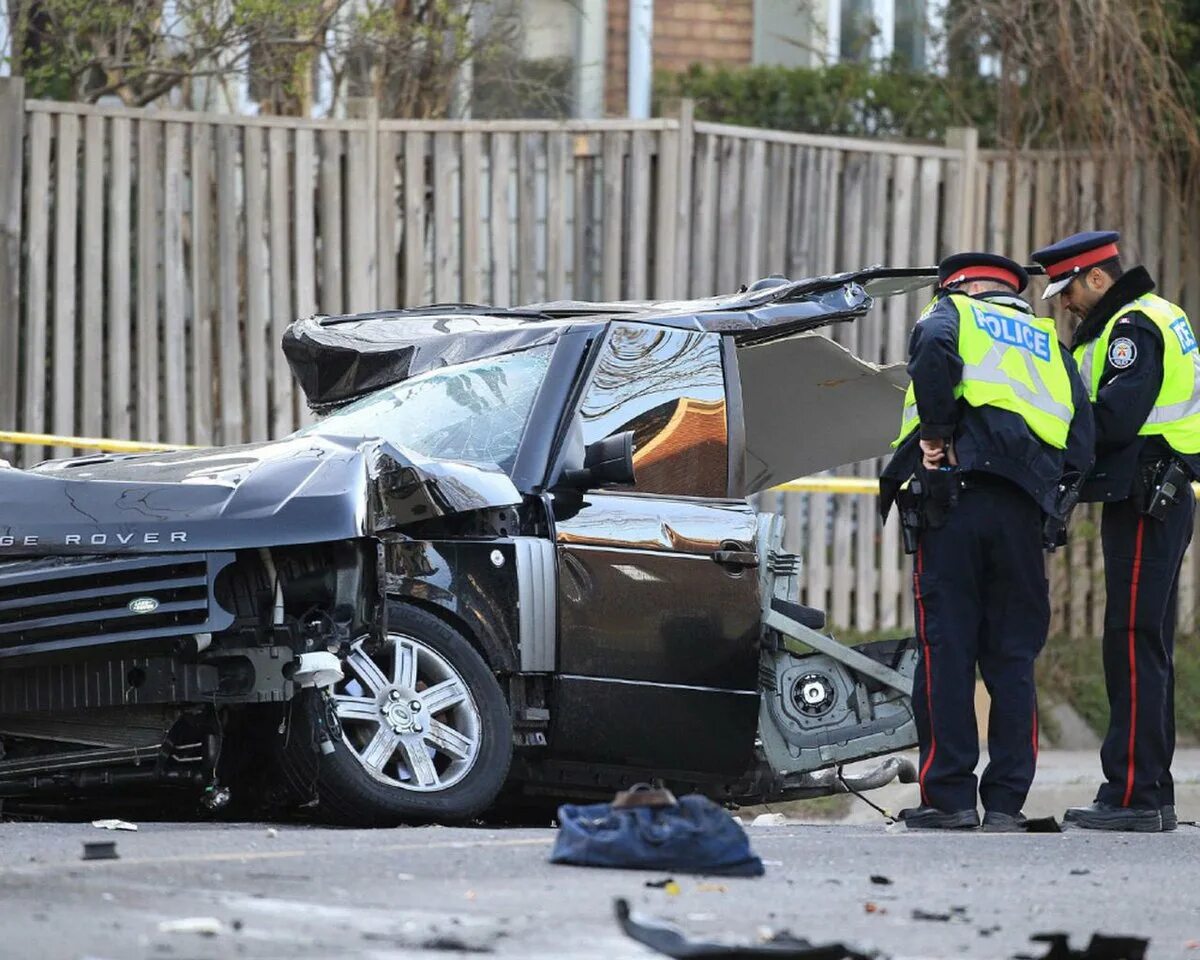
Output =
[
  {"x1": 0, "y1": 436, "x2": 522, "y2": 557},
  {"x1": 380, "y1": 536, "x2": 523, "y2": 674}
]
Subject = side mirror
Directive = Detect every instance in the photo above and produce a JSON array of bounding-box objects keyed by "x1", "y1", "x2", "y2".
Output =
[{"x1": 560, "y1": 431, "x2": 635, "y2": 489}]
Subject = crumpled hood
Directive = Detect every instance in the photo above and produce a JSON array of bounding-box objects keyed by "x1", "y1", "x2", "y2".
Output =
[{"x1": 0, "y1": 435, "x2": 520, "y2": 556}]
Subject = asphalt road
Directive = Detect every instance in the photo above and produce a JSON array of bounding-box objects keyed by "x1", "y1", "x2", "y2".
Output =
[
  {"x1": 3, "y1": 819, "x2": 1198, "y2": 960},
  {"x1": 1, "y1": 752, "x2": 1198, "y2": 960}
]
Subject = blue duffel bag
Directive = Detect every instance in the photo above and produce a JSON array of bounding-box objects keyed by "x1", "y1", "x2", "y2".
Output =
[{"x1": 550, "y1": 789, "x2": 765, "y2": 877}]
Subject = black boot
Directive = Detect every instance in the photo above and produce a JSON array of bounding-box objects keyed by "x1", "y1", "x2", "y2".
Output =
[
  {"x1": 1161, "y1": 804, "x2": 1178, "y2": 832},
  {"x1": 1063, "y1": 802, "x2": 1161, "y2": 832},
  {"x1": 981, "y1": 811, "x2": 1026, "y2": 833},
  {"x1": 900, "y1": 806, "x2": 980, "y2": 830}
]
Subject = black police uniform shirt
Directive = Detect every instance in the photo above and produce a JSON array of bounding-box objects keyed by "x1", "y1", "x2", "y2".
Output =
[
  {"x1": 1070, "y1": 266, "x2": 1200, "y2": 502},
  {"x1": 880, "y1": 290, "x2": 1096, "y2": 519}
]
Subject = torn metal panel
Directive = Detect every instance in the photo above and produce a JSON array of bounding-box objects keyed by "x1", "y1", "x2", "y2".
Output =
[
  {"x1": 282, "y1": 267, "x2": 936, "y2": 410},
  {"x1": 736, "y1": 333, "x2": 908, "y2": 493},
  {"x1": 615, "y1": 898, "x2": 878, "y2": 960}
]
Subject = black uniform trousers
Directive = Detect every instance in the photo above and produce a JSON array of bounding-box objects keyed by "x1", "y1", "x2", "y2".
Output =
[
  {"x1": 912, "y1": 478, "x2": 1049, "y2": 815},
  {"x1": 1095, "y1": 492, "x2": 1194, "y2": 810}
]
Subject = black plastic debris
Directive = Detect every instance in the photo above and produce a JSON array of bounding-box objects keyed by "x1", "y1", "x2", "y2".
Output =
[
  {"x1": 869, "y1": 875, "x2": 892, "y2": 886},
  {"x1": 646, "y1": 878, "x2": 678, "y2": 889},
  {"x1": 1015, "y1": 933, "x2": 1149, "y2": 960},
  {"x1": 81, "y1": 841, "x2": 118, "y2": 861},
  {"x1": 1023, "y1": 817, "x2": 1063, "y2": 833},
  {"x1": 1069, "y1": 869, "x2": 1091, "y2": 876},
  {"x1": 615, "y1": 899, "x2": 880, "y2": 960}
]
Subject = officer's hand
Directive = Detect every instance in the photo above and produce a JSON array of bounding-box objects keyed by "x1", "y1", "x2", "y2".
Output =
[{"x1": 919, "y1": 439, "x2": 946, "y2": 468}]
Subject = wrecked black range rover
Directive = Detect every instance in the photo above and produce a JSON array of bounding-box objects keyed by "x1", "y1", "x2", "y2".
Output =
[{"x1": 0, "y1": 271, "x2": 925, "y2": 824}]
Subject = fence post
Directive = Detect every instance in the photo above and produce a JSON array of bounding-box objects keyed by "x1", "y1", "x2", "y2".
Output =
[
  {"x1": 0, "y1": 76, "x2": 24, "y2": 459},
  {"x1": 673, "y1": 98, "x2": 695, "y2": 298},
  {"x1": 653, "y1": 113, "x2": 680, "y2": 299},
  {"x1": 945, "y1": 126, "x2": 979, "y2": 249},
  {"x1": 346, "y1": 96, "x2": 380, "y2": 311}
]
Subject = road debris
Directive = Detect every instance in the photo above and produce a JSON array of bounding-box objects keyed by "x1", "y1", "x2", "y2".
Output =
[
  {"x1": 91, "y1": 819, "x2": 137, "y2": 832},
  {"x1": 81, "y1": 841, "x2": 118, "y2": 861},
  {"x1": 156, "y1": 917, "x2": 227, "y2": 936},
  {"x1": 869, "y1": 875, "x2": 892, "y2": 886},
  {"x1": 911, "y1": 907, "x2": 968, "y2": 923},
  {"x1": 864, "y1": 902, "x2": 887, "y2": 916},
  {"x1": 1023, "y1": 817, "x2": 1063, "y2": 833},
  {"x1": 750, "y1": 814, "x2": 790, "y2": 827},
  {"x1": 615, "y1": 898, "x2": 880, "y2": 959},
  {"x1": 551, "y1": 790, "x2": 764, "y2": 877},
  {"x1": 1017, "y1": 933, "x2": 1149, "y2": 959},
  {"x1": 1069, "y1": 869, "x2": 1091, "y2": 876}
]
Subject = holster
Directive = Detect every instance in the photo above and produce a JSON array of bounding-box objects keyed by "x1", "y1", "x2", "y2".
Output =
[
  {"x1": 896, "y1": 483, "x2": 924, "y2": 556},
  {"x1": 921, "y1": 465, "x2": 960, "y2": 530},
  {"x1": 1043, "y1": 476, "x2": 1082, "y2": 552},
  {"x1": 1137, "y1": 458, "x2": 1189, "y2": 520}
]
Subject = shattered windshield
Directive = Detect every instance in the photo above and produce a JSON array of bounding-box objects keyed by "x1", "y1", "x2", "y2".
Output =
[{"x1": 297, "y1": 345, "x2": 554, "y2": 473}]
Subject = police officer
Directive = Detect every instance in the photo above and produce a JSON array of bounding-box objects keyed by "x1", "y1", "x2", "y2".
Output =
[
  {"x1": 880, "y1": 253, "x2": 1095, "y2": 831},
  {"x1": 1031, "y1": 231, "x2": 1200, "y2": 832}
]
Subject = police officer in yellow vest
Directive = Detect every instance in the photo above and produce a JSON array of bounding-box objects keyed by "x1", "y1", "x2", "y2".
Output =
[
  {"x1": 1032, "y1": 231, "x2": 1200, "y2": 832},
  {"x1": 880, "y1": 253, "x2": 1095, "y2": 831}
]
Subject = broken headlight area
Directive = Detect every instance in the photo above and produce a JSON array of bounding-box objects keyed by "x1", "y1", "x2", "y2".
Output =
[{"x1": 0, "y1": 541, "x2": 379, "y2": 814}]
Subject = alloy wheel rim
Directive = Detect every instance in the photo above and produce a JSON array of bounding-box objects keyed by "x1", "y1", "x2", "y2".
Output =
[{"x1": 332, "y1": 633, "x2": 482, "y2": 792}]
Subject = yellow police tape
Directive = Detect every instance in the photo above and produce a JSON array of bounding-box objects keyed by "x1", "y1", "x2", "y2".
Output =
[
  {"x1": 2, "y1": 430, "x2": 1199, "y2": 499},
  {"x1": 0, "y1": 430, "x2": 196, "y2": 454}
]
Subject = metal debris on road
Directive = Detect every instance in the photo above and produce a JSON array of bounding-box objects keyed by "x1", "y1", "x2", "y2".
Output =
[
  {"x1": 91, "y1": 819, "x2": 137, "y2": 832},
  {"x1": 156, "y1": 917, "x2": 227, "y2": 936},
  {"x1": 615, "y1": 898, "x2": 881, "y2": 959},
  {"x1": 911, "y1": 907, "x2": 968, "y2": 923},
  {"x1": 81, "y1": 841, "x2": 118, "y2": 861}
]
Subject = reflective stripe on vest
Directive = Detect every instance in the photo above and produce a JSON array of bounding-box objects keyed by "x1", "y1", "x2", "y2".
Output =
[
  {"x1": 1073, "y1": 293, "x2": 1200, "y2": 454},
  {"x1": 895, "y1": 295, "x2": 1073, "y2": 448}
]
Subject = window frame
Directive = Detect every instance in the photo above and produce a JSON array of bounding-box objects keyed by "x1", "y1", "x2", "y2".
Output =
[{"x1": 550, "y1": 321, "x2": 738, "y2": 502}]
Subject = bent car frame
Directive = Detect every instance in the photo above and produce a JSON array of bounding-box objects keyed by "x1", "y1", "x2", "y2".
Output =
[{"x1": 0, "y1": 270, "x2": 928, "y2": 824}]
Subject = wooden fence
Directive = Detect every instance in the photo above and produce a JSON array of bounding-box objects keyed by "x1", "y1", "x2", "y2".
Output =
[{"x1": 0, "y1": 75, "x2": 1197, "y2": 639}]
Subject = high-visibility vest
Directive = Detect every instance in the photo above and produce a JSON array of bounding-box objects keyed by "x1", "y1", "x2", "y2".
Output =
[
  {"x1": 895, "y1": 294, "x2": 1074, "y2": 449},
  {"x1": 1073, "y1": 293, "x2": 1200, "y2": 455}
]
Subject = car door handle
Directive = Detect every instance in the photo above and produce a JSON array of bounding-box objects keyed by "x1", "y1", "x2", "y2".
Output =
[{"x1": 710, "y1": 550, "x2": 759, "y2": 569}]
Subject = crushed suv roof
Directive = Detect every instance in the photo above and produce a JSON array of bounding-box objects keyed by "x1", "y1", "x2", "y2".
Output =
[{"x1": 283, "y1": 268, "x2": 940, "y2": 409}]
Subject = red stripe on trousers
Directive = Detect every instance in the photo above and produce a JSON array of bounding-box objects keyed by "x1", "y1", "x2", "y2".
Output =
[
  {"x1": 1122, "y1": 516, "x2": 1146, "y2": 808},
  {"x1": 915, "y1": 545, "x2": 937, "y2": 805},
  {"x1": 1033, "y1": 705, "x2": 1039, "y2": 762}
]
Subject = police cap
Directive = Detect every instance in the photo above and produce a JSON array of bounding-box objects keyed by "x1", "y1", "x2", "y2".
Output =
[
  {"x1": 938, "y1": 252, "x2": 1028, "y2": 294},
  {"x1": 1029, "y1": 230, "x2": 1121, "y2": 299}
]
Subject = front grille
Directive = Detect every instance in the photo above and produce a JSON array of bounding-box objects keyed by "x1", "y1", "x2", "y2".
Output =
[{"x1": 0, "y1": 553, "x2": 236, "y2": 659}]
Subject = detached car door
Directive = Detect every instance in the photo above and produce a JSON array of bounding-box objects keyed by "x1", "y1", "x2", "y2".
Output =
[{"x1": 549, "y1": 323, "x2": 761, "y2": 777}]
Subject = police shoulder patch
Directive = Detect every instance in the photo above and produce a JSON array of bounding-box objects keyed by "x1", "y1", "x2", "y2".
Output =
[{"x1": 1109, "y1": 337, "x2": 1137, "y2": 369}]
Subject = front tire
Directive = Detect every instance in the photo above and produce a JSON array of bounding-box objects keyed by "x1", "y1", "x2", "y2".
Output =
[{"x1": 276, "y1": 602, "x2": 512, "y2": 825}]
